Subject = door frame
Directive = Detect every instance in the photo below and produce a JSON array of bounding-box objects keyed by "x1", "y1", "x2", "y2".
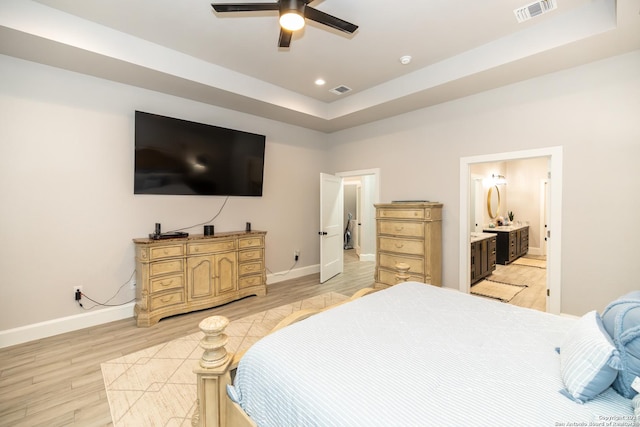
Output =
[
  {"x1": 459, "y1": 147, "x2": 563, "y2": 314},
  {"x1": 336, "y1": 168, "x2": 381, "y2": 262}
]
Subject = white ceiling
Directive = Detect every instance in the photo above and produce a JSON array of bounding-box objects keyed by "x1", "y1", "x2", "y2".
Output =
[{"x1": 1, "y1": 0, "x2": 639, "y2": 132}]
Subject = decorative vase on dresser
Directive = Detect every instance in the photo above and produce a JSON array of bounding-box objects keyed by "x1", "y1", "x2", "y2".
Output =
[
  {"x1": 133, "y1": 230, "x2": 267, "y2": 327},
  {"x1": 374, "y1": 202, "x2": 443, "y2": 288}
]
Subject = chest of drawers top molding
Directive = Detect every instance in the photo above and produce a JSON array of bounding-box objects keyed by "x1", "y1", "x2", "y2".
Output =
[{"x1": 375, "y1": 202, "x2": 443, "y2": 220}]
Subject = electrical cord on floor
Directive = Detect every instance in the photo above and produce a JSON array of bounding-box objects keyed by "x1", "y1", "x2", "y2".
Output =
[
  {"x1": 76, "y1": 269, "x2": 136, "y2": 310},
  {"x1": 266, "y1": 259, "x2": 298, "y2": 277}
]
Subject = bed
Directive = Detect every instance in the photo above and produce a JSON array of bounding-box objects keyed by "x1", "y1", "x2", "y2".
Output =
[{"x1": 192, "y1": 281, "x2": 637, "y2": 426}]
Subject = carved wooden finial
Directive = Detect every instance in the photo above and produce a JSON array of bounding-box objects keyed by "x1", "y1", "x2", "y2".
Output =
[{"x1": 198, "y1": 316, "x2": 230, "y2": 369}]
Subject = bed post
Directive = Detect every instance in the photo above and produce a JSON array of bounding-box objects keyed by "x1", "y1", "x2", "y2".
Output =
[
  {"x1": 192, "y1": 316, "x2": 233, "y2": 427},
  {"x1": 395, "y1": 262, "x2": 411, "y2": 283}
]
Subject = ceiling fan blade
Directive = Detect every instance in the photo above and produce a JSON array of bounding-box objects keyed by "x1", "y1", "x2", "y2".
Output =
[
  {"x1": 304, "y1": 6, "x2": 358, "y2": 33},
  {"x1": 279, "y1": 28, "x2": 293, "y2": 48},
  {"x1": 211, "y1": 3, "x2": 279, "y2": 13}
]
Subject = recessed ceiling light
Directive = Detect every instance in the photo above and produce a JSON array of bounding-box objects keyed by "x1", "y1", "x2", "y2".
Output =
[
  {"x1": 315, "y1": 78, "x2": 326, "y2": 86},
  {"x1": 400, "y1": 55, "x2": 412, "y2": 65}
]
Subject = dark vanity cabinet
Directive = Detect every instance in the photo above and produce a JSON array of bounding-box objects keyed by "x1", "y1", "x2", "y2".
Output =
[
  {"x1": 471, "y1": 234, "x2": 497, "y2": 285},
  {"x1": 486, "y1": 225, "x2": 529, "y2": 265}
]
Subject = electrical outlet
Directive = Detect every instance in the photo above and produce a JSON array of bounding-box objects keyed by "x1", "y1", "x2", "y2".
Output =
[
  {"x1": 73, "y1": 286, "x2": 83, "y2": 301},
  {"x1": 294, "y1": 250, "x2": 300, "y2": 261}
]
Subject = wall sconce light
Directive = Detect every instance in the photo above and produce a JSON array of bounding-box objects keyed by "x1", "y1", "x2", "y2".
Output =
[{"x1": 492, "y1": 174, "x2": 507, "y2": 185}]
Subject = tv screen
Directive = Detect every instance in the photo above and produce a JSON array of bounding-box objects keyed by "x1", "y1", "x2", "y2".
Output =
[{"x1": 134, "y1": 111, "x2": 265, "y2": 196}]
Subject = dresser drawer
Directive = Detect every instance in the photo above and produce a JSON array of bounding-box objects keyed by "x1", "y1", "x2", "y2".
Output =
[
  {"x1": 378, "y1": 221, "x2": 424, "y2": 238},
  {"x1": 239, "y1": 249, "x2": 263, "y2": 263},
  {"x1": 150, "y1": 274, "x2": 184, "y2": 293},
  {"x1": 150, "y1": 259, "x2": 184, "y2": 277},
  {"x1": 187, "y1": 240, "x2": 236, "y2": 255},
  {"x1": 149, "y1": 290, "x2": 184, "y2": 311},
  {"x1": 378, "y1": 237, "x2": 424, "y2": 256},
  {"x1": 378, "y1": 208, "x2": 430, "y2": 220},
  {"x1": 238, "y1": 236, "x2": 263, "y2": 249},
  {"x1": 137, "y1": 244, "x2": 184, "y2": 261},
  {"x1": 239, "y1": 261, "x2": 263, "y2": 276},
  {"x1": 238, "y1": 274, "x2": 264, "y2": 289},
  {"x1": 379, "y1": 253, "x2": 424, "y2": 274},
  {"x1": 378, "y1": 268, "x2": 425, "y2": 286}
]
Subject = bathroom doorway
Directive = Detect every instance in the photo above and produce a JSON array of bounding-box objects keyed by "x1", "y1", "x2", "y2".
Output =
[{"x1": 460, "y1": 147, "x2": 562, "y2": 314}]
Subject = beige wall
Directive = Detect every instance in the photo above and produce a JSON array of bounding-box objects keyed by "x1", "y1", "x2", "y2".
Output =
[
  {"x1": 327, "y1": 50, "x2": 640, "y2": 316},
  {"x1": 1, "y1": 49, "x2": 639, "y2": 337},
  {"x1": 0, "y1": 54, "x2": 328, "y2": 331}
]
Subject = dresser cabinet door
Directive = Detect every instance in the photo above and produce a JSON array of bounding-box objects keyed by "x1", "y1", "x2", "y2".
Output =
[
  {"x1": 213, "y1": 252, "x2": 237, "y2": 295},
  {"x1": 187, "y1": 256, "x2": 215, "y2": 301},
  {"x1": 187, "y1": 252, "x2": 237, "y2": 300}
]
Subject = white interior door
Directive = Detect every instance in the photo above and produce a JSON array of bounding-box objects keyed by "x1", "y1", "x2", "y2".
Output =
[{"x1": 320, "y1": 173, "x2": 343, "y2": 283}]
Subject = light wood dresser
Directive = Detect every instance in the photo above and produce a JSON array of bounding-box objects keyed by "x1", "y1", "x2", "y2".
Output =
[
  {"x1": 133, "y1": 230, "x2": 267, "y2": 327},
  {"x1": 375, "y1": 202, "x2": 443, "y2": 288}
]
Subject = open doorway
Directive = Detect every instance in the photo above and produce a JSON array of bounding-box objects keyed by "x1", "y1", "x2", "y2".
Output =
[
  {"x1": 336, "y1": 168, "x2": 380, "y2": 263},
  {"x1": 469, "y1": 158, "x2": 548, "y2": 311},
  {"x1": 459, "y1": 147, "x2": 563, "y2": 314}
]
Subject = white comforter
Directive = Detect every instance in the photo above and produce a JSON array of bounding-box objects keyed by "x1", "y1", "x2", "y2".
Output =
[{"x1": 229, "y1": 282, "x2": 633, "y2": 426}]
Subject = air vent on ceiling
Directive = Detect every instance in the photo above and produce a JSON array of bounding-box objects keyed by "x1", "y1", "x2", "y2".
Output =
[
  {"x1": 514, "y1": 0, "x2": 557, "y2": 23},
  {"x1": 329, "y1": 85, "x2": 352, "y2": 95}
]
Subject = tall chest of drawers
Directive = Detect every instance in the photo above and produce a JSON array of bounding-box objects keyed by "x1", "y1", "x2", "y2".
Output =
[
  {"x1": 133, "y1": 230, "x2": 267, "y2": 327},
  {"x1": 375, "y1": 202, "x2": 443, "y2": 288}
]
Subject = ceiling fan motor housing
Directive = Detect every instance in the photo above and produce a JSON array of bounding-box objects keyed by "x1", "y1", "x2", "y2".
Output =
[{"x1": 281, "y1": 0, "x2": 306, "y2": 16}]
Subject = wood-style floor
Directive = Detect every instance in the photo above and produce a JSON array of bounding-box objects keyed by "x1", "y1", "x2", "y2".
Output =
[
  {"x1": 0, "y1": 250, "x2": 545, "y2": 426},
  {"x1": 0, "y1": 250, "x2": 375, "y2": 427}
]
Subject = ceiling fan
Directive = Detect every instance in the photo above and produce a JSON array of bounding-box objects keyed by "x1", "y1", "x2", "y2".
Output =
[{"x1": 210, "y1": 0, "x2": 359, "y2": 48}]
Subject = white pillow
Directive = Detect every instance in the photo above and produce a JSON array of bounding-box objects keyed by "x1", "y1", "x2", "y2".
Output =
[{"x1": 558, "y1": 310, "x2": 623, "y2": 403}]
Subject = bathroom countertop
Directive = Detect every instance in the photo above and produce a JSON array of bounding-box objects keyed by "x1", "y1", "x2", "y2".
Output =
[
  {"x1": 470, "y1": 232, "x2": 497, "y2": 243},
  {"x1": 483, "y1": 224, "x2": 528, "y2": 233}
]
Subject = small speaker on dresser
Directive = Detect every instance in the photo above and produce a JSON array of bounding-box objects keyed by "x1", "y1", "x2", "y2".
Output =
[{"x1": 204, "y1": 225, "x2": 214, "y2": 236}]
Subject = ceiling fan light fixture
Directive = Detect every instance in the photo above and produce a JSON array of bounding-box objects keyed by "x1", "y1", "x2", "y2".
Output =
[
  {"x1": 279, "y1": 1, "x2": 305, "y2": 31},
  {"x1": 280, "y1": 12, "x2": 305, "y2": 31}
]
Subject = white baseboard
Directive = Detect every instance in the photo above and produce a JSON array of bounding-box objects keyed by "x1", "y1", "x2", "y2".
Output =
[
  {"x1": 359, "y1": 253, "x2": 375, "y2": 262},
  {"x1": 528, "y1": 247, "x2": 543, "y2": 256},
  {"x1": 0, "y1": 302, "x2": 135, "y2": 349},
  {"x1": 2, "y1": 261, "x2": 350, "y2": 348},
  {"x1": 267, "y1": 264, "x2": 320, "y2": 285}
]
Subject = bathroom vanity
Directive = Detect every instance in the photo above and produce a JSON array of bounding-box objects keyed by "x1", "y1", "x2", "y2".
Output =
[
  {"x1": 483, "y1": 225, "x2": 529, "y2": 265},
  {"x1": 470, "y1": 232, "x2": 497, "y2": 285}
]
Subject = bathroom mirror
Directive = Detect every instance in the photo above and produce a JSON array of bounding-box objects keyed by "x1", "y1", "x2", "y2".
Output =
[{"x1": 487, "y1": 185, "x2": 500, "y2": 219}]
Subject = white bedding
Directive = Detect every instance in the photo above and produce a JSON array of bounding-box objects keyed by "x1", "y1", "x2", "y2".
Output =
[{"x1": 229, "y1": 282, "x2": 633, "y2": 426}]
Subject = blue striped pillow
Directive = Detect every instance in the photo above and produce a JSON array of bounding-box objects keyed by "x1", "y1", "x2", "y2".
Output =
[{"x1": 558, "y1": 310, "x2": 623, "y2": 403}]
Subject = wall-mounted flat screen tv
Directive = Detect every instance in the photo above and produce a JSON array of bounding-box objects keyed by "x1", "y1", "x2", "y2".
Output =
[{"x1": 134, "y1": 111, "x2": 265, "y2": 196}]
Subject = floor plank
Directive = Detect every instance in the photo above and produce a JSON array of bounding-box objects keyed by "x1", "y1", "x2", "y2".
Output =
[{"x1": 0, "y1": 250, "x2": 374, "y2": 427}]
